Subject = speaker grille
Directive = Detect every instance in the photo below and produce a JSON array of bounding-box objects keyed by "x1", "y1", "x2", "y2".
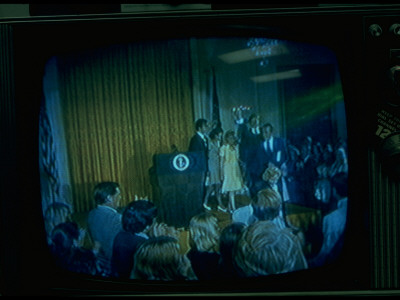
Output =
[{"x1": 369, "y1": 148, "x2": 400, "y2": 289}]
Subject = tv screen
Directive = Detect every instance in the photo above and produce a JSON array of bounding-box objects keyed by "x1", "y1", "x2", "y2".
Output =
[
  {"x1": 40, "y1": 33, "x2": 346, "y2": 267},
  {"x1": 5, "y1": 4, "x2": 400, "y2": 296}
]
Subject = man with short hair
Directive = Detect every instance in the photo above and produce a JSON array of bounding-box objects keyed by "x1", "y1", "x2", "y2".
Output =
[{"x1": 87, "y1": 181, "x2": 122, "y2": 272}]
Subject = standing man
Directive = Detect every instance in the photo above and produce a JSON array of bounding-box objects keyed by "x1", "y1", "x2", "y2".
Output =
[
  {"x1": 87, "y1": 181, "x2": 122, "y2": 274},
  {"x1": 260, "y1": 123, "x2": 286, "y2": 168},
  {"x1": 250, "y1": 123, "x2": 286, "y2": 196},
  {"x1": 189, "y1": 118, "x2": 213, "y2": 210},
  {"x1": 234, "y1": 111, "x2": 263, "y2": 191},
  {"x1": 189, "y1": 118, "x2": 210, "y2": 160}
]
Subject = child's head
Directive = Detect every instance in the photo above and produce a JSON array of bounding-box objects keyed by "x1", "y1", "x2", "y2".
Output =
[
  {"x1": 253, "y1": 188, "x2": 282, "y2": 221},
  {"x1": 224, "y1": 130, "x2": 237, "y2": 145}
]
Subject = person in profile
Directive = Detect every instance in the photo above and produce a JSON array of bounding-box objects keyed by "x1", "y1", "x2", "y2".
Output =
[
  {"x1": 234, "y1": 220, "x2": 308, "y2": 277},
  {"x1": 111, "y1": 199, "x2": 158, "y2": 278},
  {"x1": 130, "y1": 235, "x2": 197, "y2": 281},
  {"x1": 87, "y1": 181, "x2": 122, "y2": 273},
  {"x1": 309, "y1": 172, "x2": 348, "y2": 268},
  {"x1": 188, "y1": 118, "x2": 211, "y2": 159}
]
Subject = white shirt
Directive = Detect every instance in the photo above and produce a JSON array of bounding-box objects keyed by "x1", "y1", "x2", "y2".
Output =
[
  {"x1": 197, "y1": 131, "x2": 208, "y2": 145},
  {"x1": 263, "y1": 137, "x2": 274, "y2": 151}
]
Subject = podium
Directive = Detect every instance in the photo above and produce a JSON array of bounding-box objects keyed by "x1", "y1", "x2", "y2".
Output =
[{"x1": 151, "y1": 151, "x2": 206, "y2": 228}]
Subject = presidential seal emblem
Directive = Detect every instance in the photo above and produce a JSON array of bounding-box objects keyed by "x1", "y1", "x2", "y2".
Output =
[{"x1": 172, "y1": 153, "x2": 190, "y2": 171}]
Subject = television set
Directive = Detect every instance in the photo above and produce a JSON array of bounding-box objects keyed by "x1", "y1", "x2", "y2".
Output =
[{"x1": 1, "y1": 3, "x2": 400, "y2": 296}]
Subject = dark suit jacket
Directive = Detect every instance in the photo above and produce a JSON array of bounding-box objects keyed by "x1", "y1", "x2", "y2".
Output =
[
  {"x1": 187, "y1": 249, "x2": 221, "y2": 280},
  {"x1": 189, "y1": 133, "x2": 208, "y2": 153},
  {"x1": 111, "y1": 231, "x2": 147, "y2": 278},
  {"x1": 189, "y1": 133, "x2": 209, "y2": 172},
  {"x1": 189, "y1": 132, "x2": 209, "y2": 165},
  {"x1": 254, "y1": 137, "x2": 286, "y2": 170},
  {"x1": 237, "y1": 124, "x2": 263, "y2": 163}
]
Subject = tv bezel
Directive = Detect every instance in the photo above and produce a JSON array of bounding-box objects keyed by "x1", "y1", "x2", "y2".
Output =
[{"x1": 3, "y1": 4, "x2": 400, "y2": 296}]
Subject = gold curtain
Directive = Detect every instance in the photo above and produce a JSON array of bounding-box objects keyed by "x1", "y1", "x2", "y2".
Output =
[{"x1": 57, "y1": 40, "x2": 194, "y2": 212}]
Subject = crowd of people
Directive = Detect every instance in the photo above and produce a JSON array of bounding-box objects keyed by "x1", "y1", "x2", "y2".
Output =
[
  {"x1": 44, "y1": 109, "x2": 349, "y2": 281},
  {"x1": 45, "y1": 183, "x2": 313, "y2": 280}
]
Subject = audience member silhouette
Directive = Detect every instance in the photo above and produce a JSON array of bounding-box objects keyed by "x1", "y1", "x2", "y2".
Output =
[
  {"x1": 130, "y1": 236, "x2": 197, "y2": 281},
  {"x1": 321, "y1": 143, "x2": 335, "y2": 166},
  {"x1": 309, "y1": 172, "x2": 348, "y2": 268},
  {"x1": 298, "y1": 138, "x2": 318, "y2": 207},
  {"x1": 49, "y1": 221, "x2": 101, "y2": 276},
  {"x1": 187, "y1": 212, "x2": 221, "y2": 280},
  {"x1": 234, "y1": 220, "x2": 308, "y2": 277},
  {"x1": 44, "y1": 202, "x2": 73, "y2": 244},
  {"x1": 111, "y1": 199, "x2": 157, "y2": 278},
  {"x1": 314, "y1": 164, "x2": 333, "y2": 214},
  {"x1": 282, "y1": 144, "x2": 304, "y2": 205},
  {"x1": 280, "y1": 161, "x2": 301, "y2": 205},
  {"x1": 217, "y1": 222, "x2": 246, "y2": 279},
  {"x1": 232, "y1": 187, "x2": 293, "y2": 233},
  {"x1": 329, "y1": 146, "x2": 348, "y2": 178}
]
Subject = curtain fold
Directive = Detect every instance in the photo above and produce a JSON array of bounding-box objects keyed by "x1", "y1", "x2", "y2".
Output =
[{"x1": 57, "y1": 40, "x2": 194, "y2": 212}]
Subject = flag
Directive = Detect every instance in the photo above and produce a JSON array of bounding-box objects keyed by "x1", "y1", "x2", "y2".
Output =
[{"x1": 39, "y1": 99, "x2": 60, "y2": 207}]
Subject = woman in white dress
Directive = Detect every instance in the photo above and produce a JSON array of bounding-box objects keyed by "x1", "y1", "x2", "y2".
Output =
[{"x1": 220, "y1": 130, "x2": 245, "y2": 212}]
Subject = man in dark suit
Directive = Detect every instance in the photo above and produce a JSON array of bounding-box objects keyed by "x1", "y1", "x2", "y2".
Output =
[
  {"x1": 250, "y1": 123, "x2": 286, "y2": 196},
  {"x1": 189, "y1": 118, "x2": 210, "y2": 161},
  {"x1": 236, "y1": 113, "x2": 262, "y2": 159},
  {"x1": 260, "y1": 123, "x2": 286, "y2": 168},
  {"x1": 235, "y1": 113, "x2": 263, "y2": 190}
]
